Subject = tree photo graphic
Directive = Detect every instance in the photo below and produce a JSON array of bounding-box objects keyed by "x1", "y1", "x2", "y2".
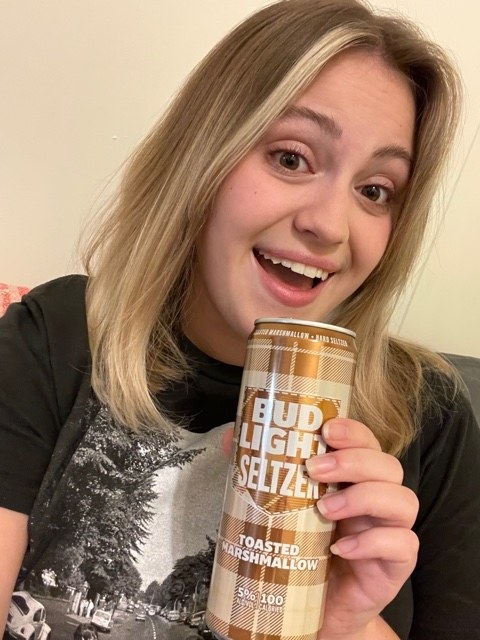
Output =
[{"x1": 5, "y1": 398, "x2": 219, "y2": 640}]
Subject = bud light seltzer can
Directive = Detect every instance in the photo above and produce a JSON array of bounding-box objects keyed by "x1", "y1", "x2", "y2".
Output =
[{"x1": 206, "y1": 318, "x2": 357, "y2": 640}]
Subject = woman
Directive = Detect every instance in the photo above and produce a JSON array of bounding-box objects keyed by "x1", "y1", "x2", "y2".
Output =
[{"x1": 1, "y1": 1, "x2": 479, "y2": 639}]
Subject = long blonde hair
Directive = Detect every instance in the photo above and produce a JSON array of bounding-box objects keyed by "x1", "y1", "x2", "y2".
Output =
[{"x1": 83, "y1": 0, "x2": 461, "y2": 454}]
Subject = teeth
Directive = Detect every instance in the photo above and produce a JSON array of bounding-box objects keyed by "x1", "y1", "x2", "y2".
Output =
[{"x1": 259, "y1": 251, "x2": 329, "y2": 281}]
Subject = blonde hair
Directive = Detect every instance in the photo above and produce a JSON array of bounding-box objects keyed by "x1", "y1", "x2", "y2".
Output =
[{"x1": 83, "y1": 0, "x2": 461, "y2": 453}]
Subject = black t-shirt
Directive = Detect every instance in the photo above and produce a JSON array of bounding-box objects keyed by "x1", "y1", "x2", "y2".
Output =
[{"x1": 1, "y1": 275, "x2": 480, "y2": 640}]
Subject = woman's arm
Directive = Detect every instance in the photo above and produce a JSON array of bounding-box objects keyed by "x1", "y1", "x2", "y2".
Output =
[
  {"x1": 323, "y1": 615, "x2": 400, "y2": 639},
  {"x1": 364, "y1": 616, "x2": 401, "y2": 639},
  {"x1": 0, "y1": 507, "x2": 28, "y2": 634},
  {"x1": 321, "y1": 616, "x2": 400, "y2": 640}
]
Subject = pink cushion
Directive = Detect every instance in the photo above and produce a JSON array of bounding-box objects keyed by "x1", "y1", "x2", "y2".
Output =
[{"x1": 0, "y1": 283, "x2": 30, "y2": 317}]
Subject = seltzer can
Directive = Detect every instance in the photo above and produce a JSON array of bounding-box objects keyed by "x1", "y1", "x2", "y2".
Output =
[{"x1": 206, "y1": 318, "x2": 357, "y2": 640}]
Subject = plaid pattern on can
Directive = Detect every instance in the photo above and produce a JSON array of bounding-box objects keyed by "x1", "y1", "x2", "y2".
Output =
[{"x1": 206, "y1": 320, "x2": 356, "y2": 640}]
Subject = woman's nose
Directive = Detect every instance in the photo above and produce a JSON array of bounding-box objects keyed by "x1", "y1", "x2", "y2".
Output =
[{"x1": 293, "y1": 181, "x2": 350, "y2": 246}]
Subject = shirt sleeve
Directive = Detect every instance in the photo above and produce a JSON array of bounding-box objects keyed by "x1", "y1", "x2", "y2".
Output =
[
  {"x1": 0, "y1": 275, "x2": 90, "y2": 514},
  {"x1": 409, "y1": 388, "x2": 480, "y2": 639}
]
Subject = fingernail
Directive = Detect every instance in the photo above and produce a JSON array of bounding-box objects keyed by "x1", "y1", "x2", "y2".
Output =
[
  {"x1": 331, "y1": 536, "x2": 358, "y2": 555},
  {"x1": 305, "y1": 454, "x2": 336, "y2": 475},
  {"x1": 317, "y1": 491, "x2": 346, "y2": 516},
  {"x1": 323, "y1": 421, "x2": 347, "y2": 440}
]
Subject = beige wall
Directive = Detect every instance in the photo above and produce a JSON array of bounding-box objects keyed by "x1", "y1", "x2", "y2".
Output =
[{"x1": 1, "y1": 1, "x2": 478, "y2": 356}]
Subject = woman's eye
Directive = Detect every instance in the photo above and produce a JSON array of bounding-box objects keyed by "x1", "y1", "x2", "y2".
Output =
[
  {"x1": 361, "y1": 184, "x2": 391, "y2": 204},
  {"x1": 273, "y1": 151, "x2": 309, "y2": 172}
]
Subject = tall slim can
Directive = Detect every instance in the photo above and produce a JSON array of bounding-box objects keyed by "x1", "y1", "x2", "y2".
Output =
[{"x1": 206, "y1": 318, "x2": 357, "y2": 640}]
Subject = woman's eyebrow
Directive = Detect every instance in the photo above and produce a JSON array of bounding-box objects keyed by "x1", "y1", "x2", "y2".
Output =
[
  {"x1": 373, "y1": 145, "x2": 413, "y2": 170},
  {"x1": 279, "y1": 105, "x2": 342, "y2": 138}
]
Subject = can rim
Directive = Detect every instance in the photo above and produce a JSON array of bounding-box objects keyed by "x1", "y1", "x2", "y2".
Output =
[{"x1": 254, "y1": 317, "x2": 356, "y2": 338}]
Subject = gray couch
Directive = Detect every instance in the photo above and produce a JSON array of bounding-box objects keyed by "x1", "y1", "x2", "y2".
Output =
[{"x1": 445, "y1": 354, "x2": 480, "y2": 424}]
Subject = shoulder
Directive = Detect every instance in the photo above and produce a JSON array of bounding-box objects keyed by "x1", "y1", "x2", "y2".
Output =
[
  {"x1": 398, "y1": 349, "x2": 479, "y2": 487},
  {"x1": 386, "y1": 335, "x2": 472, "y2": 434},
  {"x1": 420, "y1": 359, "x2": 474, "y2": 430},
  {"x1": 18, "y1": 274, "x2": 89, "y2": 351},
  {"x1": 22, "y1": 274, "x2": 88, "y2": 317},
  {"x1": 410, "y1": 360, "x2": 478, "y2": 464},
  {"x1": 0, "y1": 276, "x2": 92, "y2": 514},
  {"x1": 401, "y1": 362, "x2": 479, "y2": 499},
  {"x1": 2, "y1": 274, "x2": 91, "y2": 424},
  {"x1": 442, "y1": 353, "x2": 480, "y2": 421}
]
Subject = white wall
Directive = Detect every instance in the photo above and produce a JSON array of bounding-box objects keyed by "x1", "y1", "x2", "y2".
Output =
[
  {"x1": 1, "y1": 0, "x2": 478, "y2": 356},
  {"x1": 380, "y1": 0, "x2": 480, "y2": 357}
]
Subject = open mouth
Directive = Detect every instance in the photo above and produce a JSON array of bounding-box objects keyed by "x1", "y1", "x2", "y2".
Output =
[{"x1": 254, "y1": 249, "x2": 330, "y2": 291}]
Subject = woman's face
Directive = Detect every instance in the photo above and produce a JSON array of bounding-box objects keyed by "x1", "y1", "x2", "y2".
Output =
[{"x1": 184, "y1": 50, "x2": 415, "y2": 365}]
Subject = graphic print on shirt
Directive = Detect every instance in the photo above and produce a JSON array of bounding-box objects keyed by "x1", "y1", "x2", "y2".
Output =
[{"x1": 5, "y1": 397, "x2": 230, "y2": 640}]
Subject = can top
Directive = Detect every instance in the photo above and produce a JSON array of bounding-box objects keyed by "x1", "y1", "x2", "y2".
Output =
[{"x1": 254, "y1": 317, "x2": 356, "y2": 338}]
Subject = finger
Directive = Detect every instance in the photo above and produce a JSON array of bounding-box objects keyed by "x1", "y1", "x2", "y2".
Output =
[
  {"x1": 317, "y1": 482, "x2": 419, "y2": 528},
  {"x1": 322, "y1": 418, "x2": 382, "y2": 452},
  {"x1": 222, "y1": 425, "x2": 234, "y2": 457},
  {"x1": 305, "y1": 448, "x2": 404, "y2": 485},
  {"x1": 330, "y1": 526, "x2": 419, "y2": 572},
  {"x1": 328, "y1": 527, "x2": 419, "y2": 616}
]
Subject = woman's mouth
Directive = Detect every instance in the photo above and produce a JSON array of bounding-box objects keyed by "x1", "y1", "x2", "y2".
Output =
[{"x1": 254, "y1": 249, "x2": 330, "y2": 291}]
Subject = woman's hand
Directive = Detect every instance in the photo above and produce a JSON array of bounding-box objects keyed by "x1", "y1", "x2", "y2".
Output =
[{"x1": 305, "y1": 418, "x2": 419, "y2": 640}]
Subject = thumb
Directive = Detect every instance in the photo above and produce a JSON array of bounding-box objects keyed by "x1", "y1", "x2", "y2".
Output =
[{"x1": 221, "y1": 424, "x2": 235, "y2": 458}]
